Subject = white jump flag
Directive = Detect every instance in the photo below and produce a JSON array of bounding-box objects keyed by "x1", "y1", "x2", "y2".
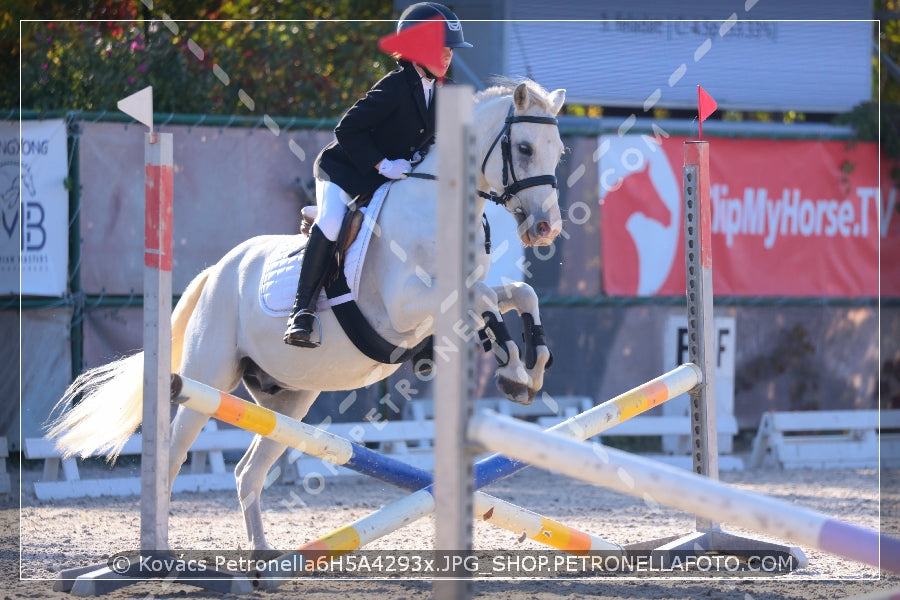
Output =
[{"x1": 117, "y1": 85, "x2": 154, "y2": 131}]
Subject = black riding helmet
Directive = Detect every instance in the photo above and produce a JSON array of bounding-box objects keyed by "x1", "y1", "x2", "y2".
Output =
[{"x1": 397, "y1": 2, "x2": 474, "y2": 48}]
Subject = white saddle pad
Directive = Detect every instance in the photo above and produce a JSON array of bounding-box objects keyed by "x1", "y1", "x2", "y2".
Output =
[{"x1": 259, "y1": 182, "x2": 390, "y2": 317}]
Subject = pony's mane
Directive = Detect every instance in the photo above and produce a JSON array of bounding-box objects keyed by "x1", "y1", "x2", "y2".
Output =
[{"x1": 474, "y1": 77, "x2": 554, "y2": 112}]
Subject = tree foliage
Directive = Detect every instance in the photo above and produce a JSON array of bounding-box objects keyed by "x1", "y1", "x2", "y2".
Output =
[
  {"x1": 7, "y1": 0, "x2": 396, "y2": 118},
  {"x1": 880, "y1": 1, "x2": 900, "y2": 103},
  {"x1": 7, "y1": 0, "x2": 899, "y2": 151}
]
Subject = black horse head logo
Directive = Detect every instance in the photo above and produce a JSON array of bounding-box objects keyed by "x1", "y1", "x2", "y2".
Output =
[{"x1": 0, "y1": 160, "x2": 36, "y2": 239}]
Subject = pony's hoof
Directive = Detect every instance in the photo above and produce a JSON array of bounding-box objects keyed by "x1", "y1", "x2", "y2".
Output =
[{"x1": 497, "y1": 376, "x2": 531, "y2": 405}]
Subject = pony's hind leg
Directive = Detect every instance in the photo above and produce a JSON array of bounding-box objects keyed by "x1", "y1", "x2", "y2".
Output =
[
  {"x1": 168, "y1": 357, "x2": 243, "y2": 494},
  {"x1": 169, "y1": 404, "x2": 212, "y2": 488},
  {"x1": 234, "y1": 387, "x2": 319, "y2": 555}
]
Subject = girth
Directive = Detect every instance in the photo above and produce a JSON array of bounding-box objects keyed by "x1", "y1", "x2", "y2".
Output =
[{"x1": 323, "y1": 265, "x2": 431, "y2": 365}]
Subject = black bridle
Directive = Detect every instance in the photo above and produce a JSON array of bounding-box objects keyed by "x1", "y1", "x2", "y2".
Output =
[
  {"x1": 404, "y1": 103, "x2": 558, "y2": 252},
  {"x1": 478, "y1": 105, "x2": 559, "y2": 207}
]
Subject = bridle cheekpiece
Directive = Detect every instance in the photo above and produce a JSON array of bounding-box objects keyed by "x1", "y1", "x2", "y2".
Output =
[{"x1": 478, "y1": 105, "x2": 559, "y2": 207}]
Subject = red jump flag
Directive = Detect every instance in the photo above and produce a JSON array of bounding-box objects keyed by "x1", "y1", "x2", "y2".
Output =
[
  {"x1": 697, "y1": 85, "x2": 718, "y2": 139},
  {"x1": 378, "y1": 17, "x2": 445, "y2": 78}
]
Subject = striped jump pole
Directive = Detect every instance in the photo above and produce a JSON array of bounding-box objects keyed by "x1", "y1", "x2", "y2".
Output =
[
  {"x1": 253, "y1": 486, "x2": 616, "y2": 587},
  {"x1": 469, "y1": 411, "x2": 900, "y2": 575},
  {"x1": 248, "y1": 360, "x2": 693, "y2": 585},
  {"x1": 169, "y1": 365, "x2": 698, "y2": 588},
  {"x1": 172, "y1": 361, "x2": 696, "y2": 495},
  {"x1": 170, "y1": 376, "x2": 620, "y2": 555},
  {"x1": 474, "y1": 363, "x2": 700, "y2": 486}
]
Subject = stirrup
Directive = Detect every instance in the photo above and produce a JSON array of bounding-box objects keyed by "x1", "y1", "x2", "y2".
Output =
[{"x1": 283, "y1": 310, "x2": 323, "y2": 348}]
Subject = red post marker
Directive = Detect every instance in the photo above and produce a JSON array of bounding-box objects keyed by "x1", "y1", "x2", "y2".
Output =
[
  {"x1": 697, "y1": 85, "x2": 718, "y2": 139},
  {"x1": 144, "y1": 143, "x2": 173, "y2": 271},
  {"x1": 684, "y1": 141, "x2": 712, "y2": 270},
  {"x1": 378, "y1": 17, "x2": 445, "y2": 77}
]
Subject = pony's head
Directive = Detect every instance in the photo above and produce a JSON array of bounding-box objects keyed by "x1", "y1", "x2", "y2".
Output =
[{"x1": 475, "y1": 79, "x2": 566, "y2": 247}]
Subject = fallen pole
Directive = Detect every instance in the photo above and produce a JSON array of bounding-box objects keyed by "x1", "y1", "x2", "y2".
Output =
[
  {"x1": 171, "y1": 375, "x2": 620, "y2": 557},
  {"x1": 255, "y1": 483, "x2": 612, "y2": 586},
  {"x1": 173, "y1": 361, "x2": 696, "y2": 496},
  {"x1": 474, "y1": 362, "x2": 701, "y2": 485},
  {"x1": 230, "y1": 364, "x2": 701, "y2": 587},
  {"x1": 468, "y1": 410, "x2": 900, "y2": 574}
]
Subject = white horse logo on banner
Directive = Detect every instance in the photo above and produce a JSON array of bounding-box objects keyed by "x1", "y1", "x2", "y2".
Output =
[{"x1": 600, "y1": 135, "x2": 680, "y2": 296}]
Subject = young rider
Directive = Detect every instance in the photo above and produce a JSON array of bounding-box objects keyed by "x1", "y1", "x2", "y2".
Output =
[{"x1": 284, "y1": 2, "x2": 473, "y2": 347}]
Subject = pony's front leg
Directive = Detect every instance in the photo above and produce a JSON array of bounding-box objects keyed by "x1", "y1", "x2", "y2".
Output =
[
  {"x1": 491, "y1": 281, "x2": 552, "y2": 400},
  {"x1": 470, "y1": 281, "x2": 533, "y2": 405},
  {"x1": 381, "y1": 273, "x2": 532, "y2": 405}
]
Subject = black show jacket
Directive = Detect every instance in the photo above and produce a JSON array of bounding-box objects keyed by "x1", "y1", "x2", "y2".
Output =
[{"x1": 314, "y1": 61, "x2": 436, "y2": 198}]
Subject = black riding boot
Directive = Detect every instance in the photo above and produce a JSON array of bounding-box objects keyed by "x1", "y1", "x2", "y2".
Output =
[{"x1": 283, "y1": 225, "x2": 336, "y2": 347}]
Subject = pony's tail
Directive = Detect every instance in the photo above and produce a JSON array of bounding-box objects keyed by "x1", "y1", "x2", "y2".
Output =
[
  {"x1": 170, "y1": 267, "x2": 211, "y2": 372},
  {"x1": 46, "y1": 353, "x2": 145, "y2": 461},
  {"x1": 46, "y1": 267, "x2": 212, "y2": 462}
]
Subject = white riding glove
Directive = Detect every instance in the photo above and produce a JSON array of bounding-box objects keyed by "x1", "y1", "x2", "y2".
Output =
[{"x1": 377, "y1": 158, "x2": 411, "y2": 180}]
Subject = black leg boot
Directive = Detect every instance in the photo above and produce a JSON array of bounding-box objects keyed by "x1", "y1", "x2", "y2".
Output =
[{"x1": 284, "y1": 225, "x2": 336, "y2": 347}]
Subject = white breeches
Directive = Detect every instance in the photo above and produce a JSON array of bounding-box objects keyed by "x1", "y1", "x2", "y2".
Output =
[{"x1": 314, "y1": 178, "x2": 354, "y2": 241}]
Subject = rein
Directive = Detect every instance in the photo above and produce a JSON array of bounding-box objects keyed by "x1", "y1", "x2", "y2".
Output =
[{"x1": 478, "y1": 105, "x2": 559, "y2": 207}]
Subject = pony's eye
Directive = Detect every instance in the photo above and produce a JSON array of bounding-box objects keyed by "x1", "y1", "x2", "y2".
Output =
[{"x1": 517, "y1": 143, "x2": 533, "y2": 157}]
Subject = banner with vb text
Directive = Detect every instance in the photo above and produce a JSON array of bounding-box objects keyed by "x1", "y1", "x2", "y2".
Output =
[
  {"x1": 599, "y1": 135, "x2": 898, "y2": 297},
  {"x1": 0, "y1": 119, "x2": 69, "y2": 297}
]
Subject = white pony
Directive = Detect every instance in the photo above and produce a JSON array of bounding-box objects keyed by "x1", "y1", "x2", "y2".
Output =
[{"x1": 47, "y1": 79, "x2": 566, "y2": 552}]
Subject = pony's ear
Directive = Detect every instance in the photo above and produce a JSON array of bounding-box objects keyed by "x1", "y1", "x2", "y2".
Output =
[
  {"x1": 548, "y1": 89, "x2": 566, "y2": 115},
  {"x1": 513, "y1": 83, "x2": 529, "y2": 111}
]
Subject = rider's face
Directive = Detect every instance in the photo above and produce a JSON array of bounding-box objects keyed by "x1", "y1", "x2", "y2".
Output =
[{"x1": 433, "y1": 47, "x2": 453, "y2": 77}]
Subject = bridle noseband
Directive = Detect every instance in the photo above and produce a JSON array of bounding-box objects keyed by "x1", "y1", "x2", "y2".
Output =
[{"x1": 478, "y1": 105, "x2": 559, "y2": 207}]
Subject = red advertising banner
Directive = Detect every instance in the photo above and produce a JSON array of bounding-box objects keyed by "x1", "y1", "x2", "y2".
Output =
[{"x1": 599, "y1": 135, "x2": 899, "y2": 297}]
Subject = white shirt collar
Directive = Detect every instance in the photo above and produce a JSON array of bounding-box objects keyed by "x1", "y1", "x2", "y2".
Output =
[{"x1": 421, "y1": 76, "x2": 434, "y2": 106}]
